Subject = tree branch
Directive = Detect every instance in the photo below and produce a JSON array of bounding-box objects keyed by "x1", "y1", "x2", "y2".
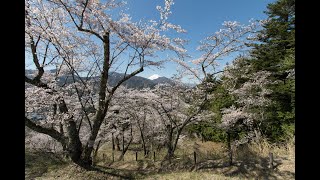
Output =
[{"x1": 25, "y1": 117, "x2": 66, "y2": 146}]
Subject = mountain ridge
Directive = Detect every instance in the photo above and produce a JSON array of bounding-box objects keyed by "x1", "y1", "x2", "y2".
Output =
[{"x1": 25, "y1": 69, "x2": 180, "y2": 89}]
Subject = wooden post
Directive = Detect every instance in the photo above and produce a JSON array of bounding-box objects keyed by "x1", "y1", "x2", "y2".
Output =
[
  {"x1": 112, "y1": 150, "x2": 114, "y2": 162},
  {"x1": 206, "y1": 150, "x2": 208, "y2": 159},
  {"x1": 122, "y1": 128, "x2": 125, "y2": 161},
  {"x1": 269, "y1": 152, "x2": 274, "y2": 169},
  {"x1": 136, "y1": 152, "x2": 138, "y2": 161},
  {"x1": 227, "y1": 132, "x2": 232, "y2": 166},
  {"x1": 194, "y1": 151, "x2": 197, "y2": 165},
  {"x1": 153, "y1": 151, "x2": 156, "y2": 162},
  {"x1": 112, "y1": 132, "x2": 115, "y2": 151}
]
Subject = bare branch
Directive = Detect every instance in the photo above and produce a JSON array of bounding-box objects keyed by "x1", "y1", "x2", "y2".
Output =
[{"x1": 25, "y1": 116, "x2": 66, "y2": 146}]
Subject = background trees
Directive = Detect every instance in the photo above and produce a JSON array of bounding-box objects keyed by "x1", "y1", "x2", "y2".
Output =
[
  {"x1": 250, "y1": 0, "x2": 295, "y2": 142},
  {"x1": 187, "y1": 0, "x2": 294, "y2": 145}
]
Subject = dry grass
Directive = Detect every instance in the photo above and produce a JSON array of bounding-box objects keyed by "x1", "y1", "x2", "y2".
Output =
[
  {"x1": 95, "y1": 139, "x2": 226, "y2": 166},
  {"x1": 175, "y1": 139, "x2": 226, "y2": 161},
  {"x1": 231, "y1": 138, "x2": 295, "y2": 179},
  {"x1": 26, "y1": 138, "x2": 295, "y2": 180},
  {"x1": 25, "y1": 151, "x2": 68, "y2": 179},
  {"x1": 143, "y1": 171, "x2": 243, "y2": 180},
  {"x1": 33, "y1": 164, "x2": 123, "y2": 180}
]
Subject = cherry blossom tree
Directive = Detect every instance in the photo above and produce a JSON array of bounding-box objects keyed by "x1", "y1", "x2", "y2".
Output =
[
  {"x1": 173, "y1": 20, "x2": 259, "y2": 83},
  {"x1": 169, "y1": 20, "x2": 261, "y2": 165},
  {"x1": 148, "y1": 84, "x2": 213, "y2": 160},
  {"x1": 114, "y1": 87, "x2": 157, "y2": 157},
  {"x1": 103, "y1": 84, "x2": 212, "y2": 160},
  {"x1": 25, "y1": 0, "x2": 186, "y2": 167},
  {"x1": 221, "y1": 58, "x2": 274, "y2": 143},
  {"x1": 218, "y1": 57, "x2": 274, "y2": 165},
  {"x1": 170, "y1": 20, "x2": 261, "y2": 136}
]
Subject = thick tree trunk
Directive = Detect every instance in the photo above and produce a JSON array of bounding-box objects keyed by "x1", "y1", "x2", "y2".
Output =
[
  {"x1": 165, "y1": 145, "x2": 174, "y2": 161},
  {"x1": 81, "y1": 32, "x2": 110, "y2": 166},
  {"x1": 57, "y1": 98, "x2": 84, "y2": 165},
  {"x1": 26, "y1": 118, "x2": 84, "y2": 167},
  {"x1": 165, "y1": 121, "x2": 189, "y2": 160},
  {"x1": 165, "y1": 128, "x2": 183, "y2": 160},
  {"x1": 65, "y1": 120, "x2": 83, "y2": 164},
  {"x1": 81, "y1": 112, "x2": 105, "y2": 166},
  {"x1": 164, "y1": 126, "x2": 174, "y2": 160}
]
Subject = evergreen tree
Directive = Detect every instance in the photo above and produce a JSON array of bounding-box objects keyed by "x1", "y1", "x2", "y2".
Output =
[{"x1": 250, "y1": 0, "x2": 295, "y2": 142}]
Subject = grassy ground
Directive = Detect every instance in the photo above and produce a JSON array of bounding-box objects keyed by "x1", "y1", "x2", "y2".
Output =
[
  {"x1": 25, "y1": 138, "x2": 294, "y2": 180},
  {"x1": 25, "y1": 150, "x2": 68, "y2": 179}
]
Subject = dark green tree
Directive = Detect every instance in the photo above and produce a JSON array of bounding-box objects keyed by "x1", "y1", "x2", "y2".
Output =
[{"x1": 250, "y1": 0, "x2": 295, "y2": 142}]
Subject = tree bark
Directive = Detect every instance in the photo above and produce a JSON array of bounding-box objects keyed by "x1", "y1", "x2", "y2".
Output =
[
  {"x1": 164, "y1": 125, "x2": 174, "y2": 160},
  {"x1": 57, "y1": 98, "x2": 83, "y2": 165},
  {"x1": 115, "y1": 135, "x2": 121, "y2": 151},
  {"x1": 65, "y1": 119, "x2": 83, "y2": 164},
  {"x1": 81, "y1": 32, "x2": 110, "y2": 165}
]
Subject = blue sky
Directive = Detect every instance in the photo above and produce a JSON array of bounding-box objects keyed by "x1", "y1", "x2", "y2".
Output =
[
  {"x1": 125, "y1": 0, "x2": 275, "y2": 80},
  {"x1": 26, "y1": 0, "x2": 276, "y2": 81}
]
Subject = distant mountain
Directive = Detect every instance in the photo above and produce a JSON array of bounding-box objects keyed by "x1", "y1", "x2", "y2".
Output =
[
  {"x1": 25, "y1": 69, "x2": 178, "y2": 89},
  {"x1": 108, "y1": 72, "x2": 157, "y2": 89}
]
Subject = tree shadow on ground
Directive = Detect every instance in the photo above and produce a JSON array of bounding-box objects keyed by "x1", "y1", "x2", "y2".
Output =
[
  {"x1": 94, "y1": 159, "x2": 160, "y2": 179},
  {"x1": 93, "y1": 147, "x2": 294, "y2": 179},
  {"x1": 91, "y1": 165, "x2": 135, "y2": 179},
  {"x1": 195, "y1": 146, "x2": 294, "y2": 180},
  {"x1": 25, "y1": 151, "x2": 67, "y2": 179}
]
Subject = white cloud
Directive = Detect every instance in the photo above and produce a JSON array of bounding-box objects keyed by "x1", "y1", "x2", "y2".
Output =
[{"x1": 148, "y1": 74, "x2": 162, "y2": 80}]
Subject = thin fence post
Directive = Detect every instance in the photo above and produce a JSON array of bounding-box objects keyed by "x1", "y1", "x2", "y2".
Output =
[
  {"x1": 227, "y1": 132, "x2": 232, "y2": 166},
  {"x1": 206, "y1": 150, "x2": 208, "y2": 159},
  {"x1": 122, "y1": 129, "x2": 124, "y2": 161},
  {"x1": 269, "y1": 152, "x2": 274, "y2": 169},
  {"x1": 112, "y1": 151, "x2": 114, "y2": 162},
  {"x1": 153, "y1": 151, "x2": 156, "y2": 162},
  {"x1": 194, "y1": 151, "x2": 197, "y2": 165},
  {"x1": 136, "y1": 151, "x2": 138, "y2": 161}
]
